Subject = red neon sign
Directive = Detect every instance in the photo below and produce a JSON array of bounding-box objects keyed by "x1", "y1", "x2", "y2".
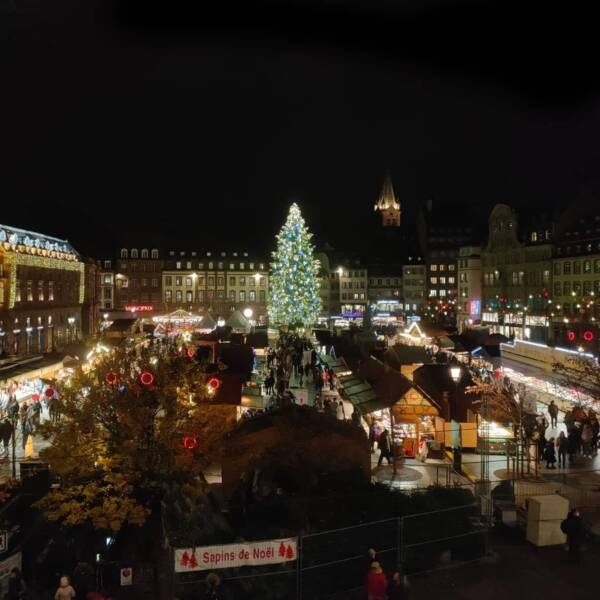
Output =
[{"x1": 125, "y1": 305, "x2": 154, "y2": 312}]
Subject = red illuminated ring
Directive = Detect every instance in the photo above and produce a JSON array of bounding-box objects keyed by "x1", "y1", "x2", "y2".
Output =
[
  {"x1": 187, "y1": 348, "x2": 195, "y2": 358},
  {"x1": 45, "y1": 387, "x2": 54, "y2": 398},
  {"x1": 182, "y1": 436, "x2": 198, "y2": 449},
  {"x1": 583, "y1": 330, "x2": 594, "y2": 342},
  {"x1": 140, "y1": 371, "x2": 155, "y2": 386},
  {"x1": 207, "y1": 377, "x2": 221, "y2": 390},
  {"x1": 105, "y1": 372, "x2": 118, "y2": 385},
  {"x1": 567, "y1": 331, "x2": 576, "y2": 341}
]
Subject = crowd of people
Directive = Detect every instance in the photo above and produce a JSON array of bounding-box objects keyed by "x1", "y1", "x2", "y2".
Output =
[{"x1": 536, "y1": 404, "x2": 599, "y2": 469}]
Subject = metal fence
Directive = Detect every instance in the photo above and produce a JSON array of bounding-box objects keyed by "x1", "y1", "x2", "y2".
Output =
[{"x1": 173, "y1": 503, "x2": 489, "y2": 600}]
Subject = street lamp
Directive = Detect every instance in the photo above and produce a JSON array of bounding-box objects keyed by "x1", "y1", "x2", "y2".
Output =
[{"x1": 449, "y1": 366, "x2": 462, "y2": 472}]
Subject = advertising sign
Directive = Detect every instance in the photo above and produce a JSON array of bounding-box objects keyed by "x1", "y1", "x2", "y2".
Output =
[
  {"x1": 175, "y1": 537, "x2": 297, "y2": 573},
  {"x1": 120, "y1": 567, "x2": 133, "y2": 586}
]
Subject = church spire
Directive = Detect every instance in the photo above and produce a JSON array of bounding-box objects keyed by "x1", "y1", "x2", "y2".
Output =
[{"x1": 374, "y1": 170, "x2": 401, "y2": 226}]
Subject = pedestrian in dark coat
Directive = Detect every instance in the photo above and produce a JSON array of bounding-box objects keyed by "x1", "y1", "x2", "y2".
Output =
[
  {"x1": 377, "y1": 429, "x2": 393, "y2": 466},
  {"x1": 561, "y1": 509, "x2": 585, "y2": 563},
  {"x1": 544, "y1": 438, "x2": 556, "y2": 468}
]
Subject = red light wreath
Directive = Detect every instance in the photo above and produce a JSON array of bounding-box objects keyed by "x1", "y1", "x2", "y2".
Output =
[
  {"x1": 45, "y1": 387, "x2": 54, "y2": 399},
  {"x1": 105, "y1": 372, "x2": 118, "y2": 385},
  {"x1": 182, "y1": 436, "x2": 198, "y2": 449},
  {"x1": 187, "y1": 348, "x2": 195, "y2": 358},
  {"x1": 140, "y1": 371, "x2": 155, "y2": 386},
  {"x1": 567, "y1": 331, "x2": 576, "y2": 341},
  {"x1": 207, "y1": 377, "x2": 221, "y2": 390},
  {"x1": 583, "y1": 330, "x2": 594, "y2": 342}
]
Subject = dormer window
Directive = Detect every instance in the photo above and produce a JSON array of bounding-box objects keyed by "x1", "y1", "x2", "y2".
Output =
[
  {"x1": 141, "y1": 249, "x2": 148, "y2": 258},
  {"x1": 131, "y1": 249, "x2": 138, "y2": 258},
  {"x1": 120, "y1": 249, "x2": 128, "y2": 258},
  {"x1": 151, "y1": 249, "x2": 159, "y2": 259}
]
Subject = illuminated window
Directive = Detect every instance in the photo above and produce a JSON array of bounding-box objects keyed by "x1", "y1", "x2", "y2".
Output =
[
  {"x1": 429, "y1": 290, "x2": 437, "y2": 297},
  {"x1": 430, "y1": 277, "x2": 438, "y2": 284},
  {"x1": 239, "y1": 276, "x2": 246, "y2": 286},
  {"x1": 186, "y1": 277, "x2": 192, "y2": 286},
  {"x1": 229, "y1": 277, "x2": 236, "y2": 286},
  {"x1": 38, "y1": 281, "x2": 44, "y2": 301},
  {"x1": 448, "y1": 264, "x2": 455, "y2": 271},
  {"x1": 240, "y1": 290, "x2": 246, "y2": 301},
  {"x1": 439, "y1": 265, "x2": 445, "y2": 272},
  {"x1": 141, "y1": 249, "x2": 148, "y2": 258},
  {"x1": 151, "y1": 249, "x2": 158, "y2": 259},
  {"x1": 120, "y1": 249, "x2": 128, "y2": 258},
  {"x1": 48, "y1": 281, "x2": 54, "y2": 301},
  {"x1": 165, "y1": 290, "x2": 172, "y2": 302},
  {"x1": 187, "y1": 262, "x2": 192, "y2": 269},
  {"x1": 430, "y1": 265, "x2": 438, "y2": 272},
  {"x1": 176, "y1": 261, "x2": 181, "y2": 269},
  {"x1": 175, "y1": 290, "x2": 182, "y2": 302},
  {"x1": 175, "y1": 276, "x2": 182, "y2": 286},
  {"x1": 165, "y1": 276, "x2": 172, "y2": 286},
  {"x1": 439, "y1": 289, "x2": 447, "y2": 297},
  {"x1": 249, "y1": 290, "x2": 256, "y2": 301},
  {"x1": 27, "y1": 281, "x2": 33, "y2": 301},
  {"x1": 131, "y1": 249, "x2": 138, "y2": 259}
]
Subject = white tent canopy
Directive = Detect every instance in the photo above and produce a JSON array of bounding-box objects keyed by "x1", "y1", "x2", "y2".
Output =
[{"x1": 226, "y1": 310, "x2": 251, "y2": 333}]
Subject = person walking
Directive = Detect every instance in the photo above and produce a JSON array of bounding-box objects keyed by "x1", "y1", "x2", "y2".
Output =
[
  {"x1": 203, "y1": 572, "x2": 223, "y2": 599},
  {"x1": 72, "y1": 561, "x2": 94, "y2": 599},
  {"x1": 556, "y1": 431, "x2": 568, "y2": 468},
  {"x1": 54, "y1": 575, "x2": 76, "y2": 600},
  {"x1": 366, "y1": 561, "x2": 388, "y2": 600},
  {"x1": 7, "y1": 567, "x2": 27, "y2": 600},
  {"x1": 377, "y1": 428, "x2": 393, "y2": 466},
  {"x1": 548, "y1": 400, "x2": 559, "y2": 428},
  {"x1": 567, "y1": 427, "x2": 579, "y2": 464},
  {"x1": 561, "y1": 509, "x2": 585, "y2": 563},
  {"x1": 369, "y1": 423, "x2": 377, "y2": 453},
  {"x1": 544, "y1": 438, "x2": 556, "y2": 469}
]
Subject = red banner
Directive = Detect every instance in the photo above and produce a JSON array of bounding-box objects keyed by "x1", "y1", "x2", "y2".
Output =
[{"x1": 174, "y1": 538, "x2": 297, "y2": 572}]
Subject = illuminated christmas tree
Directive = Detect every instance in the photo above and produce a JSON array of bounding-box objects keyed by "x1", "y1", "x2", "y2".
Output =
[{"x1": 269, "y1": 203, "x2": 321, "y2": 328}]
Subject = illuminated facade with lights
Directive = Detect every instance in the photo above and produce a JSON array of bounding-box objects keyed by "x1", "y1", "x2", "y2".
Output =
[
  {"x1": 162, "y1": 250, "x2": 269, "y2": 325},
  {"x1": 0, "y1": 224, "x2": 84, "y2": 356},
  {"x1": 480, "y1": 204, "x2": 552, "y2": 342},
  {"x1": 457, "y1": 246, "x2": 482, "y2": 332}
]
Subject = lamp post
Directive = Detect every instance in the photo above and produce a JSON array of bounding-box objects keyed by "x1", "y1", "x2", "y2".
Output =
[{"x1": 449, "y1": 366, "x2": 462, "y2": 472}]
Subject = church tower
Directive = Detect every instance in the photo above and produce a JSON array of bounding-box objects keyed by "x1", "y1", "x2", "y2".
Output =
[{"x1": 374, "y1": 171, "x2": 401, "y2": 227}]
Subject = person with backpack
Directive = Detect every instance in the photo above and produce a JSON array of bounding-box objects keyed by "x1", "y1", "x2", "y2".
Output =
[{"x1": 561, "y1": 509, "x2": 586, "y2": 563}]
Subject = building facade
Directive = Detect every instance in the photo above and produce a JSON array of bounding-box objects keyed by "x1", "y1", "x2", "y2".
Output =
[
  {"x1": 457, "y1": 246, "x2": 482, "y2": 332},
  {"x1": 98, "y1": 258, "x2": 115, "y2": 311},
  {"x1": 0, "y1": 225, "x2": 84, "y2": 357},
  {"x1": 114, "y1": 247, "x2": 164, "y2": 313},
  {"x1": 481, "y1": 204, "x2": 552, "y2": 342},
  {"x1": 402, "y1": 260, "x2": 426, "y2": 314},
  {"x1": 551, "y1": 213, "x2": 600, "y2": 352},
  {"x1": 82, "y1": 258, "x2": 100, "y2": 337},
  {"x1": 161, "y1": 250, "x2": 269, "y2": 325}
]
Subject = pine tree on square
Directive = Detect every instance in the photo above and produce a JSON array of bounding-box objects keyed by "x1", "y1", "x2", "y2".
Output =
[{"x1": 269, "y1": 203, "x2": 321, "y2": 329}]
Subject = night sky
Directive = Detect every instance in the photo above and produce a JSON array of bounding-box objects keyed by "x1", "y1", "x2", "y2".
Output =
[{"x1": 2, "y1": 0, "x2": 600, "y2": 257}]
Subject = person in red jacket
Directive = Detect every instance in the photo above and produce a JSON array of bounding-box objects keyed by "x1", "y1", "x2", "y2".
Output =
[{"x1": 367, "y1": 561, "x2": 388, "y2": 600}]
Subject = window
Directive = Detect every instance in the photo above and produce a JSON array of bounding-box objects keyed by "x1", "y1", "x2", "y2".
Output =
[
  {"x1": 198, "y1": 290, "x2": 204, "y2": 302},
  {"x1": 439, "y1": 289, "x2": 447, "y2": 297},
  {"x1": 141, "y1": 249, "x2": 148, "y2": 258},
  {"x1": 131, "y1": 249, "x2": 138, "y2": 259},
  {"x1": 198, "y1": 276, "x2": 205, "y2": 286},
  {"x1": 27, "y1": 281, "x2": 33, "y2": 301},
  {"x1": 360, "y1": 293, "x2": 365, "y2": 300},
  {"x1": 573, "y1": 282, "x2": 582, "y2": 295},
  {"x1": 554, "y1": 283, "x2": 561, "y2": 296},
  {"x1": 259, "y1": 290, "x2": 266, "y2": 302},
  {"x1": 249, "y1": 290, "x2": 256, "y2": 301},
  {"x1": 198, "y1": 263, "x2": 204, "y2": 270},
  {"x1": 439, "y1": 264, "x2": 446, "y2": 272},
  {"x1": 448, "y1": 264, "x2": 455, "y2": 271},
  {"x1": 218, "y1": 262, "x2": 223, "y2": 269},
  {"x1": 165, "y1": 290, "x2": 172, "y2": 302},
  {"x1": 208, "y1": 262, "x2": 214, "y2": 269},
  {"x1": 38, "y1": 281, "x2": 44, "y2": 301},
  {"x1": 430, "y1": 264, "x2": 437, "y2": 272},
  {"x1": 563, "y1": 262, "x2": 571, "y2": 275},
  {"x1": 439, "y1": 277, "x2": 446, "y2": 284},
  {"x1": 531, "y1": 232, "x2": 538, "y2": 242},
  {"x1": 249, "y1": 262, "x2": 254, "y2": 270},
  {"x1": 103, "y1": 274, "x2": 111, "y2": 284},
  {"x1": 229, "y1": 290, "x2": 236, "y2": 301},
  {"x1": 430, "y1": 276, "x2": 437, "y2": 285},
  {"x1": 595, "y1": 259, "x2": 600, "y2": 274},
  {"x1": 104, "y1": 260, "x2": 111, "y2": 269},
  {"x1": 583, "y1": 281, "x2": 592, "y2": 295},
  {"x1": 448, "y1": 277, "x2": 455, "y2": 284},
  {"x1": 152, "y1": 278, "x2": 158, "y2": 287},
  {"x1": 187, "y1": 262, "x2": 192, "y2": 269},
  {"x1": 239, "y1": 276, "x2": 246, "y2": 286},
  {"x1": 121, "y1": 278, "x2": 129, "y2": 288},
  {"x1": 48, "y1": 281, "x2": 54, "y2": 301},
  {"x1": 165, "y1": 276, "x2": 172, "y2": 286},
  {"x1": 131, "y1": 278, "x2": 139, "y2": 288},
  {"x1": 217, "y1": 290, "x2": 225, "y2": 299},
  {"x1": 186, "y1": 277, "x2": 192, "y2": 287},
  {"x1": 259, "y1": 263, "x2": 265, "y2": 270},
  {"x1": 121, "y1": 249, "x2": 128, "y2": 258},
  {"x1": 518, "y1": 271, "x2": 525, "y2": 285},
  {"x1": 141, "y1": 278, "x2": 148, "y2": 287},
  {"x1": 563, "y1": 302, "x2": 571, "y2": 314},
  {"x1": 595, "y1": 280, "x2": 600, "y2": 294},
  {"x1": 250, "y1": 276, "x2": 256, "y2": 286},
  {"x1": 104, "y1": 287, "x2": 112, "y2": 299},
  {"x1": 175, "y1": 290, "x2": 182, "y2": 302},
  {"x1": 175, "y1": 276, "x2": 182, "y2": 286},
  {"x1": 240, "y1": 262, "x2": 245, "y2": 270},
  {"x1": 563, "y1": 282, "x2": 571, "y2": 296},
  {"x1": 217, "y1": 276, "x2": 224, "y2": 286},
  {"x1": 176, "y1": 261, "x2": 182, "y2": 269},
  {"x1": 553, "y1": 263, "x2": 560, "y2": 276},
  {"x1": 543, "y1": 270, "x2": 550, "y2": 283},
  {"x1": 229, "y1": 276, "x2": 236, "y2": 286},
  {"x1": 208, "y1": 276, "x2": 215, "y2": 286},
  {"x1": 239, "y1": 290, "x2": 246, "y2": 301},
  {"x1": 230, "y1": 263, "x2": 235, "y2": 270},
  {"x1": 151, "y1": 249, "x2": 158, "y2": 259},
  {"x1": 573, "y1": 261, "x2": 581, "y2": 274},
  {"x1": 186, "y1": 291, "x2": 193, "y2": 302},
  {"x1": 584, "y1": 260, "x2": 592, "y2": 273},
  {"x1": 429, "y1": 290, "x2": 437, "y2": 297}
]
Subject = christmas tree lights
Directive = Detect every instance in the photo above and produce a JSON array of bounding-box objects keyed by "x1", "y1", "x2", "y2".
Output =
[{"x1": 268, "y1": 203, "x2": 321, "y2": 328}]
